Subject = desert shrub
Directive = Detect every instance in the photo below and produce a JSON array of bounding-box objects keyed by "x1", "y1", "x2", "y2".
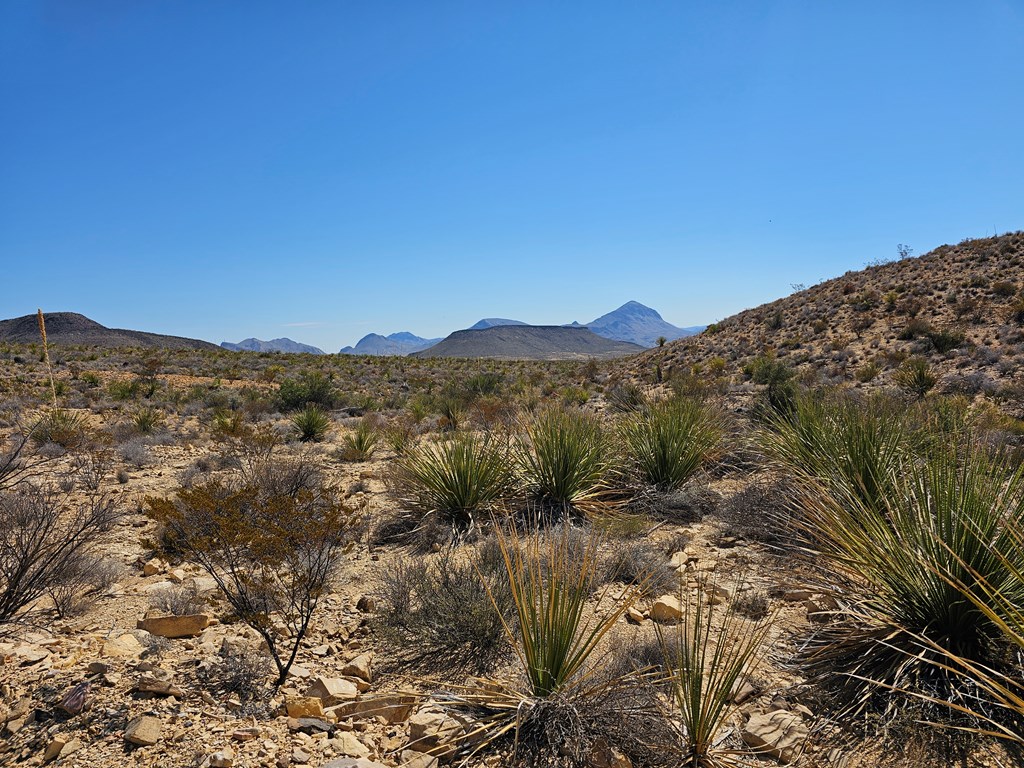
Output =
[
  {"x1": 197, "y1": 647, "x2": 273, "y2": 716},
  {"x1": 621, "y1": 397, "x2": 722, "y2": 492},
  {"x1": 46, "y1": 552, "x2": 122, "y2": 618},
  {"x1": 518, "y1": 406, "x2": 618, "y2": 521},
  {"x1": 117, "y1": 438, "x2": 152, "y2": 468},
  {"x1": 147, "y1": 470, "x2": 359, "y2": 685},
  {"x1": 893, "y1": 357, "x2": 937, "y2": 398},
  {"x1": 794, "y1": 446, "x2": 1024, "y2": 727},
  {"x1": 442, "y1": 524, "x2": 647, "y2": 767},
  {"x1": 600, "y1": 540, "x2": 675, "y2": 598},
  {"x1": 291, "y1": 404, "x2": 331, "y2": 442},
  {"x1": 277, "y1": 371, "x2": 337, "y2": 411},
  {"x1": 0, "y1": 482, "x2": 119, "y2": 629},
  {"x1": 132, "y1": 406, "x2": 166, "y2": 434},
  {"x1": 760, "y1": 390, "x2": 916, "y2": 518},
  {"x1": 855, "y1": 361, "x2": 881, "y2": 382},
  {"x1": 1007, "y1": 295, "x2": 1024, "y2": 325},
  {"x1": 993, "y1": 281, "x2": 1018, "y2": 297},
  {"x1": 606, "y1": 383, "x2": 647, "y2": 414},
  {"x1": 29, "y1": 408, "x2": 90, "y2": 449},
  {"x1": 150, "y1": 584, "x2": 204, "y2": 616},
  {"x1": 374, "y1": 544, "x2": 514, "y2": 675},
  {"x1": 391, "y1": 432, "x2": 515, "y2": 536},
  {"x1": 337, "y1": 417, "x2": 378, "y2": 461},
  {"x1": 657, "y1": 579, "x2": 774, "y2": 766},
  {"x1": 746, "y1": 355, "x2": 798, "y2": 417},
  {"x1": 898, "y1": 317, "x2": 932, "y2": 340},
  {"x1": 925, "y1": 326, "x2": 966, "y2": 353}
]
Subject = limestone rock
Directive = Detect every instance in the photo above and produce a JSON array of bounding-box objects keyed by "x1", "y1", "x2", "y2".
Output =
[
  {"x1": 328, "y1": 693, "x2": 417, "y2": 724},
  {"x1": 625, "y1": 606, "x2": 645, "y2": 624},
  {"x1": 587, "y1": 737, "x2": 633, "y2": 768},
  {"x1": 341, "y1": 652, "x2": 373, "y2": 683},
  {"x1": 333, "y1": 731, "x2": 370, "y2": 758},
  {"x1": 741, "y1": 710, "x2": 808, "y2": 764},
  {"x1": 649, "y1": 595, "x2": 684, "y2": 623},
  {"x1": 138, "y1": 613, "x2": 211, "y2": 638},
  {"x1": 305, "y1": 676, "x2": 359, "y2": 706},
  {"x1": 124, "y1": 714, "x2": 162, "y2": 746},
  {"x1": 286, "y1": 696, "x2": 325, "y2": 718},
  {"x1": 136, "y1": 668, "x2": 183, "y2": 697},
  {"x1": 209, "y1": 747, "x2": 235, "y2": 767},
  {"x1": 400, "y1": 751, "x2": 439, "y2": 768},
  {"x1": 321, "y1": 759, "x2": 389, "y2": 768},
  {"x1": 406, "y1": 708, "x2": 464, "y2": 757},
  {"x1": 102, "y1": 633, "x2": 144, "y2": 659},
  {"x1": 143, "y1": 557, "x2": 166, "y2": 576}
]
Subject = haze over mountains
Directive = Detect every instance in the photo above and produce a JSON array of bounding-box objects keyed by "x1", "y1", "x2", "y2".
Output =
[
  {"x1": 411, "y1": 325, "x2": 644, "y2": 360},
  {"x1": 340, "y1": 301, "x2": 699, "y2": 356},
  {"x1": 221, "y1": 338, "x2": 326, "y2": 355}
]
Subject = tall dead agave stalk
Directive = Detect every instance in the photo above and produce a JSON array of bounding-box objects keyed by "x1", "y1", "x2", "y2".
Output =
[{"x1": 37, "y1": 309, "x2": 58, "y2": 408}]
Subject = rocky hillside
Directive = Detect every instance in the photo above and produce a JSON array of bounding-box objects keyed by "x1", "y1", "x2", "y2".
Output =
[
  {"x1": 412, "y1": 325, "x2": 644, "y2": 360},
  {"x1": 628, "y1": 233, "x2": 1024, "y2": 406},
  {"x1": 0, "y1": 312, "x2": 219, "y2": 351}
]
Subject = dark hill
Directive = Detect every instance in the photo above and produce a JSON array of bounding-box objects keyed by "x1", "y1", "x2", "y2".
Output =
[
  {"x1": 412, "y1": 325, "x2": 644, "y2": 360},
  {"x1": 0, "y1": 312, "x2": 219, "y2": 351}
]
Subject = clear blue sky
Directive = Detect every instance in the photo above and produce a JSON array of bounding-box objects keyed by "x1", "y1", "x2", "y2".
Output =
[{"x1": 2, "y1": 2, "x2": 1022, "y2": 351}]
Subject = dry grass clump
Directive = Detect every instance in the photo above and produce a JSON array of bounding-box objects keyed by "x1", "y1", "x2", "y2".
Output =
[{"x1": 374, "y1": 541, "x2": 514, "y2": 676}]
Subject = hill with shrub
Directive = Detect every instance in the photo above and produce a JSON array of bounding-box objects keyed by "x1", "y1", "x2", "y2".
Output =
[{"x1": 630, "y1": 232, "x2": 1024, "y2": 412}]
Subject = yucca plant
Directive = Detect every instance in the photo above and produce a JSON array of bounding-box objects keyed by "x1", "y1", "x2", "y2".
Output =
[
  {"x1": 29, "y1": 408, "x2": 89, "y2": 449},
  {"x1": 392, "y1": 433, "x2": 515, "y2": 534},
  {"x1": 443, "y1": 523, "x2": 649, "y2": 766},
  {"x1": 760, "y1": 390, "x2": 915, "y2": 516},
  {"x1": 518, "y1": 406, "x2": 617, "y2": 520},
  {"x1": 796, "y1": 444, "x2": 1024, "y2": 721},
  {"x1": 657, "y1": 579, "x2": 775, "y2": 767},
  {"x1": 290, "y1": 404, "x2": 331, "y2": 443},
  {"x1": 132, "y1": 406, "x2": 165, "y2": 435},
  {"x1": 338, "y1": 418, "x2": 378, "y2": 461},
  {"x1": 622, "y1": 397, "x2": 723, "y2": 491}
]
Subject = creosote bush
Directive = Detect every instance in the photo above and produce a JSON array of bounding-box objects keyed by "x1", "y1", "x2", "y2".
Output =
[{"x1": 147, "y1": 466, "x2": 359, "y2": 686}]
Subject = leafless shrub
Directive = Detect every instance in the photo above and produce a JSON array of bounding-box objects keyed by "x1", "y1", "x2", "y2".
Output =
[
  {"x1": 150, "y1": 585, "x2": 204, "y2": 616},
  {"x1": 0, "y1": 484, "x2": 120, "y2": 630}
]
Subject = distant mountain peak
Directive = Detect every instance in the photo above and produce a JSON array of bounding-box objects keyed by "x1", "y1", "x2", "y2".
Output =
[
  {"x1": 221, "y1": 337, "x2": 325, "y2": 354},
  {"x1": 586, "y1": 301, "x2": 695, "y2": 347},
  {"x1": 469, "y1": 318, "x2": 528, "y2": 331}
]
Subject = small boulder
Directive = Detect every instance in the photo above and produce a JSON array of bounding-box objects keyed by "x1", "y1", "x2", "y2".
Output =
[
  {"x1": 305, "y1": 676, "x2": 359, "y2": 706},
  {"x1": 341, "y1": 652, "x2": 373, "y2": 683},
  {"x1": 102, "y1": 633, "x2": 144, "y2": 659},
  {"x1": 286, "y1": 696, "x2": 325, "y2": 719},
  {"x1": 649, "y1": 595, "x2": 684, "y2": 623},
  {"x1": 209, "y1": 747, "x2": 235, "y2": 767},
  {"x1": 741, "y1": 710, "x2": 808, "y2": 764},
  {"x1": 138, "y1": 614, "x2": 211, "y2": 639},
  {"x1": 124, "y1": 715, "x2": 162, "y2": 746}
]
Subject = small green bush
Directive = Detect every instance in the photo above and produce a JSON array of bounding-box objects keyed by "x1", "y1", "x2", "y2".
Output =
[{"x1": 291, "y1": 405, "x2": 331, "y2": 442}]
